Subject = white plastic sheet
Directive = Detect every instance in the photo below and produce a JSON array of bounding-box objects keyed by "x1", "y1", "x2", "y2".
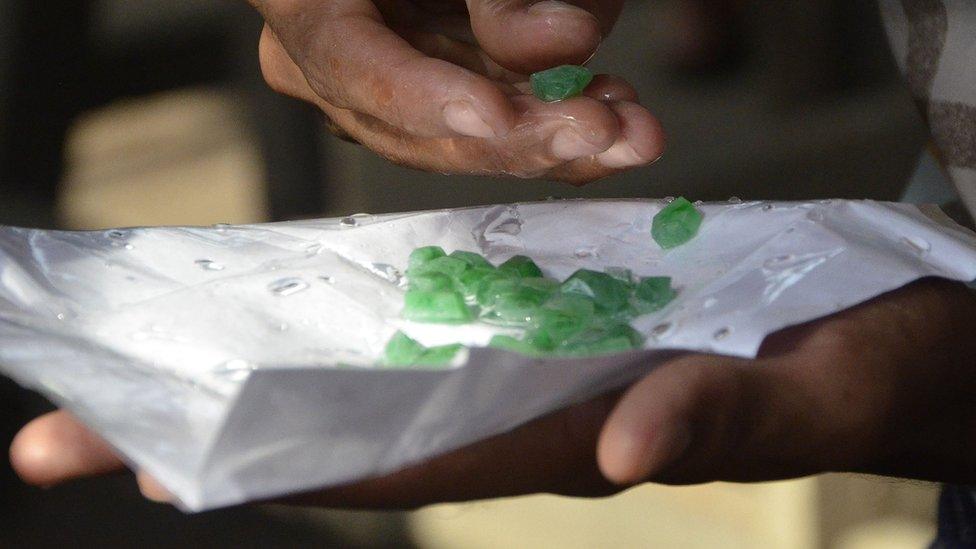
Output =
[{"x1": 0, "y1": 199, "x2": 973, "y2": 511}]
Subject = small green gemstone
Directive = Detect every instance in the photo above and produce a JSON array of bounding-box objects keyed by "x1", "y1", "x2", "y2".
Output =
[
  {"x1": 530, "y1": 65, "x2": 594, "y2": 102},
  {"x1": 408, "y1": 246, "x2": 446, "y2": 271},
  {"x1": 560, "y1": 269, "x2": 631, "y2": 314},
  {"x1": 633, "y1": 276, "x2": 676, "y2": 313},
  {"x1": 652, "y1": 197, "x2": 703, "y2": 249},
  {"x1": 383, "y1": 331, "x2": 426, "y2": 366},
  {"x1": 416, "y1": 343, "x2": 463, "y2": 366},
  {"x1": 475, "y1": 277, "x2": 520, "y2": 308},
  {"x1": 458, "y1": 267, "x2": 501, "y2": 300},
  {"x1": 402, "y1": 289, "x2": 472, "y2": 323},
  {"x1": 498, "y1": 255, "x2": 543, "y2": 278},
  {"x1": 489, "y1": 335, "x2": 544, "y2": 356},
  {"x1": 410, "y1": 256, "x2": 469, "y2": 278},
  {"x1": 409, "y1": 271, "x2": 456, "y2": 292},
  {"x1": 558, "y1": 323, "x2": 643, "y2": 356},
  {"x1": 449, "y1": 250, "x2": 494, "y2": 270},
  {"x1": 604, "y1": 267, "x2": 635, "y2": 287},
  {"x1": 480, "y1": 283, "x2": 551, "y2": 326},
  {"x1": 528, "y1": 307, "x2": 589, "y2": 345}
]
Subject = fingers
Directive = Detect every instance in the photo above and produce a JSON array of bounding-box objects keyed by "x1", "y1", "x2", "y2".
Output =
[
  {"x1": 10, "y1": 410, "x2": 124, "y2": 486},
  {"x1": 465, "y1": 0, "x2": 624, "y2": 74},
  {"x1": 597, "y1": 354, "x2": 833, "y2": 486},
  {"x1": 292, "y1": 392, "x2": 621, "y2": 508},
  {"x1": 257, "y1": 2, "x2": 515, "y2": 138}
]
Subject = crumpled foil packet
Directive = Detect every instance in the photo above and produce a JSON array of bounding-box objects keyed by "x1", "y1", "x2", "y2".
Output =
[{"x1": 0, "y1": 199, "x2": 974, "y2": 511}]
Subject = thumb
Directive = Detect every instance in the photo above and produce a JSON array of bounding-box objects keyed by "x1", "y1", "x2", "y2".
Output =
[
  {"x1": 465, "y1": 0, "x2": 624, "y2": 74},
  {"x1": 596, "y1": 355, "x2": 833, "y2": 486}
]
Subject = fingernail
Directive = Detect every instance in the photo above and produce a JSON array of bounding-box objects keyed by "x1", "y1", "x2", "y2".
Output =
[
  {"x1": 528, "y1": 0, "x2": 592, "y2": 17},
  {"x1": 597, "y1": 139, "x2": 647, "y2": 168},
  {"x1": 635, "y1": 422, "x2": 692, "y2": 479},
  {"x1": 444, "y1": 102, "x2": 496, "y2": 138},
  {"x1": 137, "y1": 473, "x2": 173, "y2": 503},
  {"x1": 551, "y1": 129, "x2": 602, "y2": 160}
]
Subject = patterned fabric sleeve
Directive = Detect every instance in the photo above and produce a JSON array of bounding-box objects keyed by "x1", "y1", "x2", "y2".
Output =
[{"x1": 880, "y1": 0, "x2": 976, "y2": 216}]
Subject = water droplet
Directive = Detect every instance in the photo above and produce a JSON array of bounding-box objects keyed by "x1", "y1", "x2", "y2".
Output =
[
  {"x1": 806, "y1": 210, "x2": 824, "y2": 222},
  {"x1": 493, "y1": 219, "x2": 522, "y2": 236},
  {"x1": 372, "y1": 263, "x2": 403, "y2": 285},
  {"x1": 319, "y1": 275, "x2": 336, "y2": 284},
  {"x1": 212, "y1": 223, "x2": 231, "y2": 232},
  {"x1": 693, "y1": 200, "x2": 704, "y2": 206},
  {"x1": 123, "y1": 243, "x2": 134, "y2": 250},
  {"x1": 713, "y1": 327, "x2": 731, "y2": 340},
  {"x1": 195, "y1": 259, "x2": 225, "y2": 271},
  {"x1": 761, "y1": 204, "x2": 774, "y2": 212},
  {"x1": 651, "y1": 322, "x2": 672, "y2": 338},
  {"x1": 702, "y1": 297, "x2": 718, "y2": 309},
  {"x1": 339, "y1": 216, "x2": 358, "y2": 228},
  {"x1": 56, "y1": 313, "x2": 66, "y2": 321},
  {"x1": 350, "y1": 212, "x2": 374, "y2": 222},
  {"x1": 663, "y1": 196, "x2": 675, "y2": 203},
  {"x1": 268, "y1": 277, "x2": 310, "y2": 297},
  {"x1": 728, "y1": 196, "x2": 742, "y2": 204},
  {"x1": 901, "y1": 235, "x2": 931, "y2": 255},
  {"x1": 764, "y1": 254, "x2": 795, "y2": 268},
  {"x1": 573, "y1": 247, "x2": 597, "y2": 259}
]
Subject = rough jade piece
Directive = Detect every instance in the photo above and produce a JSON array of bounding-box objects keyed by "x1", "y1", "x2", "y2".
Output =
[
  {"x1": 449, "y1": 250, "x2": 494, "y2": 270},
  {"x1": 605, "y1": 267, "x2": 635, "y2": 287},
  {"x1": 409, "y1": 271, "x2": 456, "y2": 292},
  {"x1": 458, "y1": 267, "x2": 502, "y2": 300},
  {"x1": 652, "y1": 197, "x2": 703, "y2": 249},
  {"x1": 408, "y1": 246, "x2": 446, "y2": 271},
  {"x1": 480, "y1": 283, "x2": 551, "y2": 326},
  {"x1": 489, "y1": 335, "x2": 543, "y2": 356},
  {"x1": 411, "y1": 256, "x2": 469, "y2": 279},
  {"x1": 528, "y1": 307, "x2": 589, "y2": 345},
  {"x1": 498, "y1": 255, "x2": 543, "y2": 278},
  {"x1": 383, "y1": 331, "x2": 425, "y2": 365},
  {"x1": 521, "y1": 277, "x2": 560, "y2": 297},
  {"x1": 402, "y1": 289, "x2": 472, "y2": 323},
  {"x1": 530, "y1": 65, "x2": 594, "y2": 102},
  {"x1": 475, "y1": 277, "x2": 520, "y2": 308},
  {"x1": 560, "y1": 269, "x2": 631, "y2": 314},
  {"x1": 558, "y1": 323, "x2": 643, "y2": 356},
  {"x1": 384, "y1": 331, "x2": 461, "y2": 366},
  {"x1": 633, "y1": 276, "x2": 676, "y2": 313}
]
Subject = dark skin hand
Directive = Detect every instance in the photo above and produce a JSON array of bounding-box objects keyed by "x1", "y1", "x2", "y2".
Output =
[
  {"x1": 248, "y1": 0, "x2": 666, "y2": 183},
  {"x1": 10, "y1": 278, "x2": 976, "y2": 507}
]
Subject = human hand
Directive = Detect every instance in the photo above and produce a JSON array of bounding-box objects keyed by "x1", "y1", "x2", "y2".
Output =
[
  {"x1": 11, "y1": 279, "x2": 976, "y2": 506},
  {"x1": 249, "y1": 0, "x2": 665, "y2": 184}
]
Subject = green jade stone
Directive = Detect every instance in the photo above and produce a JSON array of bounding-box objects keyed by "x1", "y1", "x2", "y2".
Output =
[
  {"x1": 605, "y1": 267, "x2": 636, "y2": 287},
  {"x1": 560, "y1": 269, "x2": 632, "y2": 314},
  {"x1": 408, "y1": 246, "x2": 446, "y2": 271},
  {"x1": 409, "y1": 271, "x2": 455, "y2": 292},
  {"x1": 410, "y1": 256, "x2": 469, "y2": 279},
  {"x1": 402, "y1": 289, "x2": 472, "y2": 323},
  {"x1": 498, "y1": 255, "x2": 544, "y2": 278},
  {"x1": 475, "y1": 277, "x2": 520, "y2": 308},
  {"x1": 633, "y1": 276, "x2": 676, "y2": 313},
  {"x1": 558, "y1": 323, "x2": 644, "y2": 356},
  {"x1": 530, "y1": 65, "x2": 594, "y2": 103},
  {"x1": 480, "y1": 283, "x2": 551, "y2": 326},
  {"x1": 652, "y1": 197, "x2": 703, "y2": 249},
  {"x1": 449, "y1": 250, "x2": 494, "y2": 270},
  {"x1": 458, "y1": 267, "x2": 502, "y2": 300},
  {"x1": 383, "y1": 331, "x2": 461, "y2": 367},
  {"x1": 489, "y1": 335, "x2": 545, "y2": 356}
]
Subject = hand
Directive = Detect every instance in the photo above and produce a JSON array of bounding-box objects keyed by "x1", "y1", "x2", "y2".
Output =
[
  {"x1": 249, "y1": 0, "x2": 665, "y2": 184},
  {"x1": 10, "y1": 279, "x2": 976, "y2": 507}
]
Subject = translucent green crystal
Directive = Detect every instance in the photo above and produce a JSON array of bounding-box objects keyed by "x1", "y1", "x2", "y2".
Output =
[
  {"x1": 458, "y1": 267, "x2": 502, "y2": 300},
  {"x1": 402, "y1": 289, "x2": 472, "y2": 323},
  {"x1": 409, "y1": 271, "x2": 456, "y2": 292},
  {"x1": 489, "y1": 334, "x2": 544, "y2": 356},
  {"x1": 605, "y1": 267, "x2": 635, "y2": 287},
  {"x1": 633, "y1": 276, "x2": 676, "y2": 313},
  {"x1": 480, "y1": 283, "x2": 551, "y2": 326},
  {"x1": 475, "y1": 277, "x2": 520, "y2": 308},
  {"x1": 558, "y1": 323, "x2": 643, "y2": 356},
  {"x1": 408, "y1": 246, "x2": 446, "y2": 271},
  {"x1": 383, "y1": 330, "x2": 425, "y2": 365},
  {"x1": 560, "y1": 269, "x2": 631, "y2": 314},
  {"x1": 651, "y1": 197, "x2": 703, "y2": 249},
  {"x1": 498, "y1": 255, "x2": 544, "y2": 278},
  {"x1": 530, "y1": 65, "x2": 594, "y2": 103},
  {"x1": 449, "y1": 250, "x2": 494, "y2": 270},
  {"x1": 411, "y1": 256, "x2": 469, "y2": 279},
  {"x1": 384, "y1": 331, "x2": 461, "y2": 367}
]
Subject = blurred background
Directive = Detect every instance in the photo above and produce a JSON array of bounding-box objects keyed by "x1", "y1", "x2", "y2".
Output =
[{"x1": 0, "y1": 0, "x2": 956, "y2": 546}]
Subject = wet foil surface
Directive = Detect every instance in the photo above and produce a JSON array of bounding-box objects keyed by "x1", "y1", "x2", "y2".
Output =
[{"x1": 0, "y1": 199, "x2": 974, "y2": 510}]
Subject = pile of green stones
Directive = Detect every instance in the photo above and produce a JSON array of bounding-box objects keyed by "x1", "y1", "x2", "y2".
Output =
[{"x1": 383, "y1": 197, "x2": 704, "y2": 367}]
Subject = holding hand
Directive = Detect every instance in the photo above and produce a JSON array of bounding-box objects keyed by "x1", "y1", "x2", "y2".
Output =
[{"x1": 249, "y1": 0, "x2": 665, "y2": 183}]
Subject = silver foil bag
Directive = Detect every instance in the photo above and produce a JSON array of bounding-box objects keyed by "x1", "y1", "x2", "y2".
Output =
[{"x1": 0, "y1": 199, "x2": 974, "y2": 511}]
